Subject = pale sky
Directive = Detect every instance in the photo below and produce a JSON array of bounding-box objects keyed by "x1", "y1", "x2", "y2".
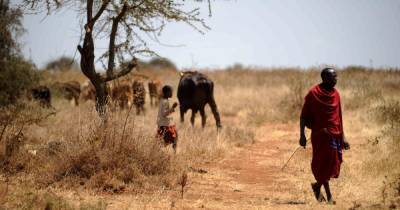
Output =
[{"x1": 21, "y1": 0, "x2": 400, "y2": 69}]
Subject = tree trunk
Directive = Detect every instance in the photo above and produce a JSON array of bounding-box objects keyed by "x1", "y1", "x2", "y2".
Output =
[
  {"x1": 93, "y1": 80, "x2": 108, "y2": 117},
  {"x1": 78, "y1": 24, "x2": 109, "y2": 119}
]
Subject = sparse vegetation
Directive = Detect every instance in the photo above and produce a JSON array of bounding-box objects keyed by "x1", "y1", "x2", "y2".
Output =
[
  {"x1": 0, "y1": 66, "x2": 399, "y2": 209},
  {"x1": 3, "y1": 0, "x2": 397, "y2": 208}
]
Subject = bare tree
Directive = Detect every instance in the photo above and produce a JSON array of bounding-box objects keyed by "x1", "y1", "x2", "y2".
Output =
[{"x1": 21, "y1": 0, "x2": 211, "y2": 117}]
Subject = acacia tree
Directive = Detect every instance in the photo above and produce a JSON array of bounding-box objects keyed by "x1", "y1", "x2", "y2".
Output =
[{"x1": 21, "y1": 0, "x2": 211, "y2": 116}]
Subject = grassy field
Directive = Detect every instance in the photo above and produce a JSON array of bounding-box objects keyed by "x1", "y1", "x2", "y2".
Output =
[{"x1": 0, "y1": 67, "x2": 399, "y2": 209}]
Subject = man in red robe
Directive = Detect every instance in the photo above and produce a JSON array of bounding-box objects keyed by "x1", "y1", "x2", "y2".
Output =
[{"x1": 299, "y1": 68, "x2": 350, "y2": 204}]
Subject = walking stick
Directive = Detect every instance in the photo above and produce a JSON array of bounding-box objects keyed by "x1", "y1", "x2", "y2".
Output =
[{"x1": 281, "y1": 140, "x2": 308, "y2": 171}]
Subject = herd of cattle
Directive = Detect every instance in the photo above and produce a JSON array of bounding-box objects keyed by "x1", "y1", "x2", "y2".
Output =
[
  {"x1": 29, "y1": 71, "x2": 222, "y2": 128},
  {"x1": 30, "y1": 78, "x2": 162, "y2": 114}
]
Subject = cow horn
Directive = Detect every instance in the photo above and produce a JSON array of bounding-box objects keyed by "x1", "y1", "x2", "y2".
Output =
[{"x1": 179, "y1": 72, "x2": 184, "y2": 77}]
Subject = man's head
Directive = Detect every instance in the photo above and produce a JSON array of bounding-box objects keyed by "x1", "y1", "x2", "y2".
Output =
[
  {"x1": 321, "y1": 68, "x2": 337, "y2": 88},
  {"x1": 162, "y1": 85, "x2": 173, "y2": 98}
]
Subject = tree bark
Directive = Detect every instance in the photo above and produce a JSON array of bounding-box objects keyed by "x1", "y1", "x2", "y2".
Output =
[
  {"x1": 77, "y1": 0, "x2": 136, "y2": 119},
  {"x1": 93, "y1": 80, "x2": 108, "y2": 117}
]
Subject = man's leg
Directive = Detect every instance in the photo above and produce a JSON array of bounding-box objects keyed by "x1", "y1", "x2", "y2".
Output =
[
  {"x1": 173, "y1": 129, "x2": 178, "y2": 154},
  {"x1": 323, "y1": 182, "x2": 336, "y2": 204},
  {"x1": 312, "y1": 182, "x2": 326, "y2": 202},
  {"x1": 172, "y1": 140, "x2": 177, "y2": 153}
]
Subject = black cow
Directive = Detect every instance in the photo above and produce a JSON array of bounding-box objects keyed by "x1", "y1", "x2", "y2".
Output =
[
  {"x1": 30, "y1": 86, "x2": 51, "y2": 108},
  {"x1": 177, "y1": 71, "x2": 221, "y2": 128}
]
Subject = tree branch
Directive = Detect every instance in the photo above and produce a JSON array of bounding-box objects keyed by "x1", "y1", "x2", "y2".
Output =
[
  {"x1": 127, "y1": 0, "x2": 146, "y2": 12},
  {"x1": 87, "y1": 0, "x2": 109, "y2": 29},
  {"x1": 103, "y1": 58, "x2": 137, "y2": 82},
  {"x1": 107, "y1": 2, "x2": 128, "y2": 78},
  {"x1": 86, "y1": 0, "x2": 93, "y2": 24}
]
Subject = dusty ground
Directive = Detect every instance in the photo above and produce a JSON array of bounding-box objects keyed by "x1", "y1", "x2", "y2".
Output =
[{"x1": 53, "y1": 121, "x2": 370, "y2": 210}]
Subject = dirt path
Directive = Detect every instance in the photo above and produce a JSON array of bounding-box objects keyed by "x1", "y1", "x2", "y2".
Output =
[
  {"x1": 172, "y1": 123, "x2": 312, "y2": 209},
  {"x1": 102, "y1": 123, "x2": 329, "y2": 209},
  {"x1": 177, "y1": 124, "x2": 297, "y2": 208},
  {"x1": 95, "y1": 122, "x2": 362, "y2": 209}
]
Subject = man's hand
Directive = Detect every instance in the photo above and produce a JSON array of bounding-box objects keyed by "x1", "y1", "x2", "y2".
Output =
[
  {"x1": 344, "y1": 141, "x2": 350, "y2": 150},
  {"x1": 171, "y1": 102, "x2": 178, "y2": 112},
  {"x1": 172, "y1": 102, "x2": 178, "y2": 109},
  {"x1": 299, "y1": 134, "x2": 307, "y2": 148}
]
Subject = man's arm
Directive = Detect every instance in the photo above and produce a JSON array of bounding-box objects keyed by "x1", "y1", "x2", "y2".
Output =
[
  {"x1": 162, "y1": 102, "x2": 178, "y2": 117},
  {"x1": 299, "y1": 118, "x2": 307, "y2": 148},
  {"x1": 339, "y1": 100, "x2": 350, "y2": 150}
]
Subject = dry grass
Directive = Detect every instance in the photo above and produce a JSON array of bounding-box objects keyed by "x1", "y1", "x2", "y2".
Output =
[{"x1": 1, "y1": 66, "x2": 399, "y2": 209}]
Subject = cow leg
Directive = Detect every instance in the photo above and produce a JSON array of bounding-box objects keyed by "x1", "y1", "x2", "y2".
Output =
[
  {"x1": 136, "y1": 104, "x2": 140, "y2": 115},
  {"x1": 200, "y1": 108, "x2": 207, "y2": 128},
  {"x1": 190, "y1": 110, "x2": 197, "y2": 127},
  {"x1": 141, "y1": 104, "x2": 146, "y2": 115},
  {"x1": 45, "y1": 92, "x2": 52, "y2": 108},
  {"x1": 180, "y1": 106, "x2": 185, "y2": 123},
  {"x1": 155, "y1": 98, "x2": 159, "y2": 106},
  {"x1": 74, "y1": 95, "x2": 79, "y2": 106},
  {"x1": 209, "y1": 98, "x2": 222, "y2": 128}
]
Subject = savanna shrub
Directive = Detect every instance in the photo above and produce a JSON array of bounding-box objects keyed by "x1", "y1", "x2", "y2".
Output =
[{"x1": 0, "y1": 56, "x2": 39, "y2": 106}]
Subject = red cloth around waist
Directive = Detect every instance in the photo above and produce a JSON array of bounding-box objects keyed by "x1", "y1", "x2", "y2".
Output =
[{"x1": 157, "y1": 125, "x2": 177, "y2": 144}]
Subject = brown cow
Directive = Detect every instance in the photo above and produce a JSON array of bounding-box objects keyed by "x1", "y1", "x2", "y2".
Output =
[
  {"x1": 80, "y1": 80, "x2": 95, "y2": 102},
  {"x1": 54, "y1": 81, "x2": 81, "y2": 106},
  {"x1": 132, "y1": 80, "x2": 146, "y2": 115},
  {"x1": 80, "y1": 80, "x2": 133, "y2": 111},
  {"x1": 148, "y1": 79, "x2": 162, "y2": 107},
  {"x1": 110, "y1": 82, "x2": 133, "y2": 110}
]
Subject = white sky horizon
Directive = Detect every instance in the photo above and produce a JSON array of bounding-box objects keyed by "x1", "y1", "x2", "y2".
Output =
[{"x1": 20, "y1": 0, "x2": 400, "y2": 70}]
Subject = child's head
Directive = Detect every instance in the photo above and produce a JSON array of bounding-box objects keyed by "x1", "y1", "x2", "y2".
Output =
[{"x1": 162, "y1": 85, "x2": 173, "y2": 98}]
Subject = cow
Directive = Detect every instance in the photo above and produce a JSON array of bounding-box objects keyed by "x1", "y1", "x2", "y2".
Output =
[
  {"x1": 132, "y1": 80, "x2": 146, "y2": 115},
  {"x1": 54, "y1": 81, "x2": 81, "y2": 106},
  {"x1": 30, "y1": 86, "x2": 51, "y2": 108},
  {"x1": 80, "y1": 80, "x2": 96, "y2": 102},
  {"x1": 148, "y1": 79, "x2": 162, "y2": 107},
  {"x1": 110, "y1": 82, "x2": 133, "y2": 110},
  {"x1": 177, "y1": 71, "x2": 222, "y2": 129},
  {"x1": 81, "y1": 80, "x2": 133, "y2": 111}
]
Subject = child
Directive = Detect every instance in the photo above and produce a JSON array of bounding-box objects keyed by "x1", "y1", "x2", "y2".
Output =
[{"x1": 156, "y1": 85, "x2": 178, "y2": 151}]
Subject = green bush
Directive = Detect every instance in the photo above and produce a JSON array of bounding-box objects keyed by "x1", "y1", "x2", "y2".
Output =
[
  {"x1": 0, "y1": 2, "x2": 39, "y2": 107},
  {"x1": 45, "y1": 56, "x2": 79, "y2": 71},
  {"x1": 148, "y1": 57, "x2": 177, "y2": 70},
  {"x1": 0, "y1": 56, "x2": 39, "y2": 106}
]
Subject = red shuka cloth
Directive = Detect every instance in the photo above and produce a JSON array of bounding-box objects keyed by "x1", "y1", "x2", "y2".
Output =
[
  {"x1": 301, "y1": 84, "x2": 344, "y2": 183},
  {"x1": 157, "y1": 125, "x2": 178, "y2": 144}
]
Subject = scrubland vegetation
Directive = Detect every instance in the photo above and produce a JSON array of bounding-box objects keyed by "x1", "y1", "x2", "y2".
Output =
[{"x1": 0, "y1": 65, "x2": 399, "y2": 209}]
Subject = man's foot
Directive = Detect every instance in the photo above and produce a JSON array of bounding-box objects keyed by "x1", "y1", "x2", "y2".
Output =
[
  {"x1": 311, "y1": 183, "x2": 326, "y2": 202},
  {"x1": 327, "y1": 197, "x2": 336, "y2": 205},
  {"x1": 327, "y1": 199, "x2": 336, "y2": 205}
]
